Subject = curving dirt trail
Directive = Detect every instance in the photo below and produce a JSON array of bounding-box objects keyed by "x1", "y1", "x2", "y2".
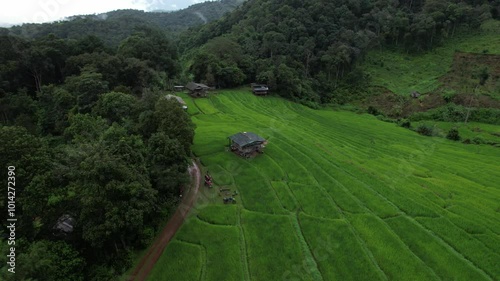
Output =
[{"x1": 128, "y1": 160, "x2": 201, "y2": 281}]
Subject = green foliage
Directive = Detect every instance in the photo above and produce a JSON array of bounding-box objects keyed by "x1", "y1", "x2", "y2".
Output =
[
  {"x1": 154, "y1": 98, "x2": 194, "y2": 154},
  {"x1": 411, "y1": 104, "x2": 500, "y2": 125},
  {"x1": 64, "y1": 113, "x2": 108, "y2": 142},
  {"x1": 416, "y1": 123, "x2": 437, "y2": 136},
  {"x1": 0, "y1": 89, "x2": 39, "y2": 132},
  {"x1": 473, "y1": 66, "x2": 490, "y2": 85},
  {"x1": 9, "y1": 1, "x2": 242, "y2": 46},
  {"x1": 118, "y1": 27, "x2": 179, "y2": 76},
  {"x1": 64, "y1": 67, "x2": 109, "y2": 113},
  {"x1": 363, "y1": 20, "x2": 500, "y2": 95},
  {"x1": 0, "y1": 24, "x2": 193, "y2": 280},
  {"x1": 77, "y1": 129, "x2": 157, "y2": 249},
  {"x1": 442, "y1": 89, "x2": 457, "y2": 103},
  {"x1": 0, "y1": 126, "x2": 50, "y2": 188},
  {"x1": 446, "y1": 128, "x2": 461, "y2": 141},
  {"x1": 189, "y1": 38, "x2": 248, "y2": 88},
  {"x1": 15, "y1": 240, "x2": 85, "y2": 281},
  {"x1": 181, "y1": 0, "x2": 496, "y2": 102},
  {"x1": 148, "y1": 132, "x2": 188, "y2": 200},
  {"x1": 37, "y1": 85, "x2": 75, "y2": 135},
  {"x1": 92, "y1": 91, "x2": 139, "y2": 124},
  {"x1": 367, "y1": 106, "x2": 381, "y2": 116},
  {"x1": 400, "y1": 119, "x2": 412, "y2": 128}
]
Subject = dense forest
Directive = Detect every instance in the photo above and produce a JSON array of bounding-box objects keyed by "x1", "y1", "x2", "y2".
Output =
[
  {"x1": 0, "y1": 26, "x2": 194, "y2": 280},
  {"x1": 8, "y1": 0, "x2": 243, "y2": 46},
  {"x1": 182, "y1": 0, "x2": 499, "y2": 104},
  {"x1": 1, "y1": 0, "x2": 499, "y2": 280}
]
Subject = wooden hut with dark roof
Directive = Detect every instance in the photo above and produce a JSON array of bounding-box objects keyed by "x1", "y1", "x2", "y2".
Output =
[
  {"x1": 251, "y1": 83, "x2": 269, "y2": 96},
  {"x1": 186, "y1": 82, "x2": 210, "y2": 97},
  {"x1": 228, "y1": 132, "x2": 267, "y2": 158},
  {"x1": 52, "y1": 214, "x2": 76, "y2": 237}
]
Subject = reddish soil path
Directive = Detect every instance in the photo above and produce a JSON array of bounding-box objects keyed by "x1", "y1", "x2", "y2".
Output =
[{"x1": 128, "y1": 160, "x2": 201, "y2": 281}]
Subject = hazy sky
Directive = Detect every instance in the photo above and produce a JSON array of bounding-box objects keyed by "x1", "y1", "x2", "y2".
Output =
[{"x1": 0, "y1": 0, "x2": 206, "y2": 25}]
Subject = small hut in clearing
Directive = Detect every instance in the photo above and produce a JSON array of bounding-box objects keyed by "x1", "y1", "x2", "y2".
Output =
[
  {"x1": 186, "y1": 82, "x2": 210, "y2": 97},
  {"x1": 228, "y1": 132, "x2": 267, "y2": 158},
  {"x1": 166, "y1": 94, "x2": 188, "y2": 110},
  {"x1": 53, "y1": 214, "x2": 75, "y2": 237},
  {"x1": 251, "y1": 83, "x2": 269, "y2": 96}
]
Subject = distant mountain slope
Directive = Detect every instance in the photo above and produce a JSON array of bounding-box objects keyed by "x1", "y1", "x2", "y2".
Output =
[
  {"x1": 179, "y1": 0, "x2": 499, "y2": 103},
  {"x1": 7, "y1": 0, "x2": 244, "y2": 46}
]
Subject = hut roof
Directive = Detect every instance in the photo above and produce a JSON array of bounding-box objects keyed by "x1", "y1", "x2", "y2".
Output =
[
  {"x1": 186, "y1": 82, "x2": 209, "y2": 91},
  {"x1": 251, "y1": 83, "x2": 269, "y2": 91},
  {"x1": 229, "y1": 132, "x2": 265, "y2": 147},
  {"x1": 53, "y1": 214, "x2": 75, "y2": 233},
  {"x1": 165, "y1": 94, "x2": 186, "y2": 105}
]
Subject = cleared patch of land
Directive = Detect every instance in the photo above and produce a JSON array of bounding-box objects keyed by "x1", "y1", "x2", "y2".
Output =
[{"x1": 363, "y1": 20, "x2": 500, "y2": 95}]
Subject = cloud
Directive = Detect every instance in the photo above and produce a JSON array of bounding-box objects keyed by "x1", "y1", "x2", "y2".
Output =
[
  {"x1": 0, "y1": 0, "x2": 149, "y2": 24},
  {"x1": 0, "y1": 0, "x2": 202, "y2": 24},
  {"x1": 194, "y1": 11, "x2": 207, "y2": 24}
]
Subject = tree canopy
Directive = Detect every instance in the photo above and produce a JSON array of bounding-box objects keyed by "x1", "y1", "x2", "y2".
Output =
[
  {"x1": 181, "y1": 0, "x2": 498, "y2": 103},
  {"x1": 0, "y1": 27, "x2": 193, "y2": 280}
]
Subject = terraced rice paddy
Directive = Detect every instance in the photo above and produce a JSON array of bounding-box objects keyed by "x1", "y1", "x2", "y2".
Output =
[{"x1": 149, "y1": 91, "x2": 500, "y2": 281}]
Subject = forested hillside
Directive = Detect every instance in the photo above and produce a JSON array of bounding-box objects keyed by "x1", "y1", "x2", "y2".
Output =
[
  {"x1": 1, "y1": 0, "x2": 499, "y2": 280},
  {"x1": 182, "y1": 0, "x2": 499, "y2": 103},
  {"x1": 7, "y1": 0, "x2": 243, "y2": 46},
  {"x1": 0, "y1": 27, "x2": 194, "y2": 280}
]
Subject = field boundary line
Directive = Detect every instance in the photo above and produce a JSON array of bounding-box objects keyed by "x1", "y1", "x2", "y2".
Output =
[
  {"x1": 272, "y1": 137, "x2": 369, "y2": 212},
  {"x1": 171, "y1": 239, "x2": 207, "y2": 281},
  {"x1": 283, "y1": 181, "x2": 300, "y2": 210},
  {"x1": 408, "y1": 216, "x2": 496, "y2": 280},
  {"x1": 269, "y1": 136, "x2": 389, "y2": 279},
  {"x1": 292, "y1": 212, "x2": 324, "y2": 281},
  {"x1": 237, "y1": 206, "x2": 251, "y2": 281},
  {"x1": 195, "y1": 215, "x2": 238, "y2": 227},
  {"x1": 193, "y1": 98, "x2": 206, "y2": 114},
  {"x1": 272, "y1": 135, "x2": 394, "y2": 279},
  {"x1": 199, "y1": 243, "x2": 207, "y2": 281},
  {"x1": 241, "y1": 159, "x2": 289, "y2": 215}
]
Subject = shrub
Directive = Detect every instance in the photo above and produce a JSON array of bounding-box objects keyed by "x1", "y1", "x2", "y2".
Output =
[
  {"x1": 446, "y1": 128, "x2": 461, "y2": 141},
  {"x1": 410, "y1": 104, "x2": 500, "y2": 125},
  {"x1": 367, "y1": 106, "x2": 380, "y2": 115},
  {"x1": 416, "y1": 124, "x2": 435, "y2": 136},
  {"x1": 399, "y1": 119, "x2": 411, "y2": 128},
  {"x1": 472, "y1": 137, "x2": 485, "y2": 144},
  {"x1": 442, "y1": 90, "x2": 456, "y2": 103},
  {"x1": 376, "y1": 115, "x2": 397, "y2": 123}
]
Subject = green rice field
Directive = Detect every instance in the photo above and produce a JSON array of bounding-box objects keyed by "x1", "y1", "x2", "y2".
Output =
[{"x1": 148, "y1": 91, "x2": 500, "y2": 281}]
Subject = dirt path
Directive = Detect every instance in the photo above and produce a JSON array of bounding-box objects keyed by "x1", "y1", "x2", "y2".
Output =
[{"x1": 128, "y1": 160, "x2": 201, "y2": 281}]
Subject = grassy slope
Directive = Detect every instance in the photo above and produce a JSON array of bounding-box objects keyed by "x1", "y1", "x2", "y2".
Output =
[
  {"x1": 411, "y1": 121, "x2": 500, "y2": 144},
  {"x1": 362, "y1": 20, "x2": 500, "y2": 95},
  {"x1": 148, "y1": 91, "x2": 500, "y2": 280}
]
